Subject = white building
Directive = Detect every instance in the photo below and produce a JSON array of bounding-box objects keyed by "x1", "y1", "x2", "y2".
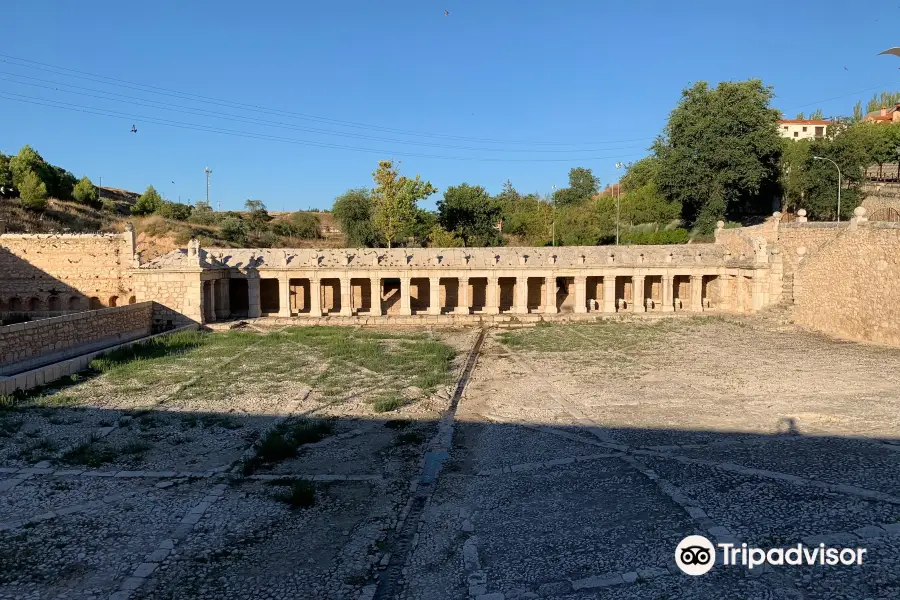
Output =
[{"x1": 777, "y1": 119, "x2": 830, "y2": 140}]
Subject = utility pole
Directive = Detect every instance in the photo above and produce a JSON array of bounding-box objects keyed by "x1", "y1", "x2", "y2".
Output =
[
  {"x1": 615, "y1": 162, "x2": 624, "y2": 245},
  {"x1": 551, "y1": 185, "x2": 557, "y2": 247},
  {"x1": 99, "y1": 176, "x2": 102, "y2": 205},
  {"x1": 205, "y1": 167, "x2": 213, "y2": 210}
]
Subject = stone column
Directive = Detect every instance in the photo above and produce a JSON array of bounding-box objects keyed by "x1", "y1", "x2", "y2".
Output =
[
  {"x1": 340, "y1": 276, "x2": 352, "y2": 316},
  {"x1": 661, "y1": 275, "x2": 674, "y2": 312},
  {"x1": 690, "y1": 275, "x2": 703, "y2": 312},
  {"x1": 485, "y1": 276, "x2": 500, "y2": 314},
  {"x1": 602, "y1": 276, "x2": 616, "y2": 313},
  {"x1": 309, "y1": 278, "x2": 323, "y2": 317},
  {"x1": 574, "y1": 276, "x2": 587, "y2": 314},
  {"x1": 216, "y1": 279, "x2": 230, "y2": 320},
  {"x1": 206, "y1": 280, "x2": 216, "y2": 323},
  {"x1": 750, "y1": 275, "x2": 764, "y2": 311},
  {"x1": 278, "y1": 276, "x2": 291, "y2": 317},
  {"x1": 428, "y1": 277, "x2": 441, "y2": 315},
  {"x1": 456, "y1": 277, "x2": 470, "y2": 315},
  {"x1": 370, "y1": 277, "x2": 383, "y2": 316},
  {"x1": 247, "y1": 275, "x2": 261, "y2": 318},
  {"x1": 632, "y1": 275, "x2": 646, "y2": 313},
  {"x1": 544, "y1": 276, "x2": 558, "y2": 314},
  {"x1": 399, "y1": 276, "x2": 412, "y2": 316},
  {"x1": 514, "y1": 276, "x2": 529, "y2": 314}
]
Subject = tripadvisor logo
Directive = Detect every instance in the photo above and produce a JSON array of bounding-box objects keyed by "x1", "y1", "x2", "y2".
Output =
[{"x1": 674, "y1": 535, "x2": 868, "y2": 575}]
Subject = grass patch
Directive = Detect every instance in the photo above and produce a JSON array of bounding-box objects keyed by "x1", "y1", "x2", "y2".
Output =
[
  {"x1": 200, "y1": 414, "x2": 242, "y2": 430},
  {"x1": 60, "y1": 437, "x2": 118, "y2": 467},
  {"x1": 373, "y1": 396, "x2": 406, "y2": 413},
  {"x1": 88, "y1": 330, "x2": 209, "y2": 380},
  {"x1": 18, "y1": 437, "x2": 57, "y2": 462},
  {"x1": 240, "y1": 419, "x2": 334, "y2": 475},
  {"x1": 271, "y1": 479, "x2": 317, "y2": 509}
]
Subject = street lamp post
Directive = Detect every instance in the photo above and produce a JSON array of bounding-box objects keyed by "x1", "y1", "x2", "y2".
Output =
[
  {"x1": 550, "y1": 185, "x2": 557, "y2": 247},
  {"x1": 813, "y1": 156, "x2": 841, "y2": 222},
  {"x1": 615, "y1": 162, "x2": 624, "y2": 244}
]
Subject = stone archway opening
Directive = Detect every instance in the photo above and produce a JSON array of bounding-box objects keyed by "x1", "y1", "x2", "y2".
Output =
[
  {"x1": 498, "y1": 277, "x2": 516, "y2": 313},
  {"x1": 614, "y1": 276, "x2": 632, "y2": 311},
  {"x1": 469, "y1": 278, "x2": 487, "y2": 313},
  {"x1": 48, "y1": 296, "x2": 61, "y2": 311},
  {"x1": 229, "y1": 279, "x2": 250, "y2": 317},
  {"x1": 320, "y1": 278, "x2": 341, "y2": 315},
  {"x1": 259, "y1": 278, "x2": 280, "y2": 314},
  {"x1": 410, "y1": 278, "x2": 430, "y2": 315},
  {"x1": 556, "y1": 277, "x2": 575, "y2": 312},
  {"x1": 645, "y1": 276, "x2": 662, "y2": 311},
  {"x1": 439, "y1": 278, "x2": 458, "y2": 315},
  {"x1": 527, "y1": 277, "x2": 544, "y2": 313},
  {"x1": 383, "y1": 278, "x2": 401, "y2": 314},
  {"x1": 350, "y1": 278, "x2": 372, "y2": 314},
  {"x1": 9, "y1": 297, "x2": 22, "y2": 311},
  {"x1": 290, "y1": 278, "x2": 311, "y2": 314},
  {"x1": 586, "y1": 276, "x2": 603, "y2": 311},
  {"x1": 673, "y1": 275, "x2": 691, "y2": 311},
  {"x1": 109, "y1": 296, "x2": 119, "y2": 308}
]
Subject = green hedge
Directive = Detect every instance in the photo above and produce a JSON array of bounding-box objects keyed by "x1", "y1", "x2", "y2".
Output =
[{"x1": 620, "y1": 228, "x2": 690, "y2": 245}]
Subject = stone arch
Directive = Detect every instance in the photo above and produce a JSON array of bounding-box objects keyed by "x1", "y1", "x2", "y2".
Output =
[
  {"x1": 108, "y1": 296, "x2": 119, "y2": 307},
  {"x1": 128, "y1": 296, "x2": 136, "y2": 305},
  {"x1": 9, "y1": 297, "x2": 22, "y2": 311},
  {"x1": 48, "y1": 296, "x2": 61, "y2": 311},
  {"x1": 89, "y1": 297, "x2": 102, "y2": 310},
  {"x1": 68, "y1": 296, "x2": 82, "y2": 311},
  {"x1": 0, "y1": 298, "x2": 7, "y2": 312},
  {"x1": 27, "y1": 297, "x2": 40, "y2": 312}
]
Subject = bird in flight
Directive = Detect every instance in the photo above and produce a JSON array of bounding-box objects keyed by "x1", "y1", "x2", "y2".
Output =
[
  {"x1": 131, "y1": 124, "x2": 137, "y2": 133},
  {"x1": 444, "y1": 9, "x2": 449, "y2": 16},
  {"x1": 878, "y1": 47, "x2": 900, "y2": 57}
]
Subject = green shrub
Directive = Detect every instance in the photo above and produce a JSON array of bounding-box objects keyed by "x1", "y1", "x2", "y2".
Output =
[
  {"x1": 220, "y1": 217, "x2": 248, "y2": 245},
  {"x1": 620, "y1": 228, "x2": 690, "y2": 245},
  {"x1": 157, "y1": 201, "x2": 192, "y2": 221},
  {"x1": 18, "y1": 170, "x2": 47, "y2": 211},
  {"x1": 72, "y1": 176, "x2": 101, "y2": 208},
  {"x1": 373, "y1": 396, "x2": 405, "y2": 413},
  {"x1": 131, "y1": 185, "x2": 163, "y2": 216}
]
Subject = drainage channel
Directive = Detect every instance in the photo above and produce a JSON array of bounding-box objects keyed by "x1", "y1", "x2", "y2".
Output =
[{"x1": 373, "y1": 327, "x2": 487, "y2": 600}]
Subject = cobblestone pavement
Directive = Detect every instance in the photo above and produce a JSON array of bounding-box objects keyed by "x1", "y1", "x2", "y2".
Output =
[
  {"x1": 6, "y1": 318, "x2": 900, "y2": 599},
  {"x1": 403, "y1": 318, "x2": 900, "y2": 600}
]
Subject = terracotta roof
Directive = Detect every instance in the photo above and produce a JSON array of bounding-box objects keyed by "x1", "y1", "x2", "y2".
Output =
[{"x1": 777, "y1": 120, "x2": 832, "y2": 125}]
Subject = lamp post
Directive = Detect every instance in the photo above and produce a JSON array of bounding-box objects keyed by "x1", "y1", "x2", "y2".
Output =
[
  {"x1": 813, "y1": 156, "x2": 841, "y2": 222},
  {"x1": 615, "y1": 162, "x2": 624, "y2": 244},
  {"x1": 550, "y1": 185, "x2": 557, "y2": 247}
]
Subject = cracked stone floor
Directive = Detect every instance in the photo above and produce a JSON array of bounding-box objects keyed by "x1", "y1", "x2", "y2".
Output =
[{"x1": 4, "y1": 318, "x2": 900, "y2": 599}]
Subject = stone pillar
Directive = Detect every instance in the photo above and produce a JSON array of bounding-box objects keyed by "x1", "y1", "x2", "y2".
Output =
[
  {"x1": 309, "y1": 278, "x2": 323, "y2": 317},
  {"x1": 456, "y1": 277, "x2": 470, "y2": 315},
  {"x1": 215, "y1": 279, "x2": 230, "y2": 320},
  {"x1": 661, "y1": 275, "x2": 674, "y2": 312},
  {"x1": 370, "y1": 277, "x2": 383, "y2": 316},
  {"x1": 690, "y1": 275, "x2": 703, "y2": 312},
  {"x1": 340, "y1": 276, "x2": 352, "y2": 316},
  {"x1": 750, "y1": 275, "x2": 764, "y2": 312},
  {"x1": 278, "y1": 276, "x2": 291, "y2": 317},
  {"x1": 514, "y1": 276, "x2": 529, "y2": 314},
  {"x1": 399, "y1": 276, "x2": 412, "y2": 316},
  {"x1": 544, "y1": 276, "x2": 558, "y2": 314},
  {"x1": 574, "y1": 276, "x2": 587, "y2": 314},
  {"x1": 428, "y1": 277, "x2": 441, "y2": 315},
  {"x1": 485, "y1": 276, "x2": 500, "y2": 314},
  {"x1": 247, "y1": 275, "x2": 261, "y2": 318},
  {"x1": 632, "y1": 275, "x2": 645, "y2": 313},
  {"x1": 602, "y1": 276, "x2": 616, "y2": 313},
  {"x1": 205, "y1": 280, "x2": 216, "y2": 323}
]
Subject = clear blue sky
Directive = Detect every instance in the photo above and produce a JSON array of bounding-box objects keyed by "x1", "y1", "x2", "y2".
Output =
[{"x1": 3, "y1": 1, "x2": 900, "y2": 211}]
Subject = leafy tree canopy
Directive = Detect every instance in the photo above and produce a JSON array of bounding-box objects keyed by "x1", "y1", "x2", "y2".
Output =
[
  {"x1": 371, "y1": 160, "x2": 436, "y2": 247},
  {"x1": 72, "y1": 176, "x2": 100, "y2": 208},
  {"x1": 653, "y1": 79, "x2": 782, "y2": 231},
  {"x1": 132, "y1": 185, "x2": 164, "y2": 216},
  {"x1": 437, "y1": 183, "x2": 502, "y2": 247},
  {"x1": 332, "y1": 188, "x2": 379, "y2": 247},
  {"x1": 18, "y1": 170, "x2": 48, "y2": 211}
]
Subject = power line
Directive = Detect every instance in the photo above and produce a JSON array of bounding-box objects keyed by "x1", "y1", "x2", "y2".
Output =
[
  {"x1": 0, "y1": 72, "x2": 647, "y2": 154},
  {"x1": 0, "y1": 91, "x2": 646, "y2": 163},
  {"x1": 0, "y1": 53, "x2": 654, "y2": 147}
]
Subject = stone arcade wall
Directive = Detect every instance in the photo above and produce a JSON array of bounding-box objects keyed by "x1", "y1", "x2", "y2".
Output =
[
  {"x1": 0, "y1": 302, "x2": 153, "y2": 376},
  {"x1": 0, "y1": 229, "x2": 136, "y2": 314},
  {"x1": 792, "y1": 221, "x2": 900, "y2": 346}
]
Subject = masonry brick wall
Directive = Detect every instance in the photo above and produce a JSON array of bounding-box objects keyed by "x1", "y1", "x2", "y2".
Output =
[
  {"x1": 793, "y1": 224, "x2": 900, "y2": 346},
  {"x1": 0, "y1": 302, "x2": 153, "y2": 374},
  {"x1": 0, "y1": 232, "x2": 135, "y2": 312},
  {"x1": 132, "y1": 271, "x2": 201, "y2": 328}
]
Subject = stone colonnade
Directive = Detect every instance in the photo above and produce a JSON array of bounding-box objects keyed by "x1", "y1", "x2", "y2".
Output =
[{"x1": 209, "y1": 269, "x2": 762, "y2": 321}]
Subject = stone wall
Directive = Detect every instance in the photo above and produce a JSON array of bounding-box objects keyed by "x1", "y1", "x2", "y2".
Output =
[
  {"x1": 133, "y1": 271, "x2": 202, "y2": 329},
  {"x1": 0, "y1": 302, "x2": 153, "y2": 376},
  {"x1": 793, "y1": 223, "x2": 900, "y2": 346},
  {"x1": 0, "y1": 230, "x2": 136, "y2": 314},
  {"x1": 776, "y1": 223, "x2": 844, "y2": 276}
]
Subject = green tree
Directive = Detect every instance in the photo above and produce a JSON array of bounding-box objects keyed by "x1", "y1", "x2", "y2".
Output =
[
  {"x1": 72, "y1": 176, "x2": 100, "y2": 208},
  {"x1": 654, "y1": 79, "x2": 782, "y2": 231},
  {"x1": 778, "y1": 138, "x2": 812, "y2": 212},
  {"x1": 47, "y1": 166, "x2": 76, "y2": 200},
  {"x1": 405, "y1": 208, "x2": 438, "y2": 247},
  {"x1": 9, "y1": 145, "x2": 48, "y2": 189},
  {"x1": 219, "y1": 217, "x2": 248, "y2": 245},
  {"x1": 371, "y1": 160, "x2": 436, "y2": 247},
  {"x1": 158, "y1": 201, "x2": 193, "y2": 221},
  {"x1": 132, "y1": 185, "x2": 164, "y2": 215},
  {"x1": 865, "y1": 91, "x2": 900, "y2": 114},
  {"x1": 809, "y1": 108, "x2": 824, "y2": 120},
  {"x1": 333, "y1": 188, "x2": 379, "y2": 247},
  {"x1": 273, "y1": 212, "x2": 320, "y2": 240},
  {"x1": 437, "y1": 184, "x2": 503, "y2": 247},
  {"x1": 619, "y1": 182, "x2": 681, "y2": 226},
  {"x1": 244, "y1": 199, "x2": 271, "y2": 235},
  {"x1": 501, "y1": 193, "x2": 552, "y2": 245},
  {"x1": 18, "y1": 170, "x2": 48, "y2": 210},
  {"x1": 495, "y1": 179, "x2": 520, "y2": 205},
  {"x1": 188, "y1": 200, "x2": 218, "y2": 225},
  {"x1": 0, "y1": 152, "x2": 11, "y2": 188},
  {"x1": 552, "y1": 167, "x2": 600, "y2": 206},
  {"x1": 427, "y1": 225, "x2": 464, "y2": 247},
  {"x1": 852, "y1": 101, "x2": 864, "y2": 124},
  {"x1": 620, "y1": 157, "x2": 660, "y2": 193}
]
